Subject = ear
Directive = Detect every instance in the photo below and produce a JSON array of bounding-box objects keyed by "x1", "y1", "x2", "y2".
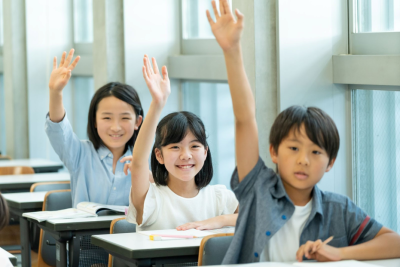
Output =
[
  {"x1": 325, "y1": 158, "x2": 336, "y2": 172},
  {"x1": 155, "y1": 148, "x2": 164, "y2": 164},
  {"x1": 134, "y1": 115, "x2": 143, "y2": 130},
  {"x1": 204, "y1": 146, "x2": 208, "y2": 158},
  {"x1": 269, "y1": 144, "x2": 278, "y2": 164}
]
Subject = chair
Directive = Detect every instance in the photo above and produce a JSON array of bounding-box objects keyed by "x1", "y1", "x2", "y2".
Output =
[
  {"x1": 0, "y1": 166, "x2": 35, "y2": 175},
  {"x1": 108, "y1": 218, "x2": 136, "y2": 267},
  {"x1": 37, "y1": 189, "x2": 72, "y2": 267},
  {"x1": 0, "y1": 155, "x2": 11, "y2": 160},
  {"x1": 198, "y1": 233, "x2": 234, "y2": 266},
  {"x1": 30, "y1": 181, "x2": 71, "y2": 192}
]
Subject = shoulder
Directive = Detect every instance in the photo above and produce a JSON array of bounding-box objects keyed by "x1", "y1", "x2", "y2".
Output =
[{"x1": 320, "y1": 190, "x2": 351, "y2": 207}]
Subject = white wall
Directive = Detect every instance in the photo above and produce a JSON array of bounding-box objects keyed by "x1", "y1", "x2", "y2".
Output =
[
  {"x1": 123, "y1": 0, "x2": 181, "y2": 118},
  {"x1": 25, "y1": 0, "x2": 73, "y2": 161},
  {"x1": 277, "y1": 0, "x2": 351, "y2": 197}
]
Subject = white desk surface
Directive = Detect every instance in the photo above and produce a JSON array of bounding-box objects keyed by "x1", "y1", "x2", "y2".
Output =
[
  {"x1": 0, "y1": 172, "x2": 70, "y2": 184},
  {"x1": 46, "y1": 215, "x2": 123, "y2": 224},
  {"x1": 93, "y1": 232, "x2": 202, "y2": 250},
  {"x1": 2, "y1": 191, "x2": 47, "y2": 204},
  {"x1": 0, "y1": 247, "x2": 17, "y2": 266},
  {"x1": 0, "y1": 158, "x2": 62, "y2": 167}
]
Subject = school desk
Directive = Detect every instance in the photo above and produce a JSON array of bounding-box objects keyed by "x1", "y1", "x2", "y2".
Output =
[
  {"x1": 26, "y1": 215, "x2": 124, "y2": 267},
  {"x1": 91, "y1": 232, "x2": 201, "y2": 267},
  {"x1": 0, "y1": 247, "x2": 18, "y2": 266},
  {"x1": 0, "y1": 159, "x2": 63, "y2": 173},
  {"x1": 3, "y1": 191, "x2": 47, "y2": 267},
  {"x1": 0, "y1": 172, "x2": 70, "y2": 192}
]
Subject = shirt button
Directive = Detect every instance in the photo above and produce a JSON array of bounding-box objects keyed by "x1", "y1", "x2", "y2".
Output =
[
  {"x1": 113, "y1": 187, "x2": 116, "y2": 190},
  {"x1": 282, "y1": 215, "x2": 287, "y2": 220},
  {"x1": 266, "y1": 231, "x2": 271, "y2": 236},
  {"x1": 108, "y1": 153, "x2": 112, "y2": 157},
  {"x1": 254, "y1": 252, "x2": 259, "y2": 258}
]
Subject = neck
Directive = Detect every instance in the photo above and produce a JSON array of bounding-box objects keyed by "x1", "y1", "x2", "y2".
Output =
[
  {"x1": 167, "y1": 175, "x2": 198, "y2": 198},
  {"x1": 281, "y1": 179, "x2": 313, "y2": 206},
  {"x1": 104, "y1": 145, "x2": 126, "y2": 174}
]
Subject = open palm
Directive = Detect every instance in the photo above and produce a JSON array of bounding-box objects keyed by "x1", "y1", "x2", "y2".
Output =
[
  {"x1": 48, "y1": 49, "x2": 80, "y2": 92},
  {"x1": 206, "y1": 0, "x2": 244, "y2": 52},
  {"x1": 142, "y1": 55, "x2": 170, "y2": 106}
]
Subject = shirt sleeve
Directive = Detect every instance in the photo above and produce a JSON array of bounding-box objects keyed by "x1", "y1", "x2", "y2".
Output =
[
  {"x1": 44, "y1": 111, "x2": 83, "y2": 171},
  {"x1": 126, "y1": 183, "x2": 161, "y2": 227},
  {"x1": 345, "y1": 197, "x2": 383, "y2": 245},
  {"x1": 214, "y1": 185, "x2": 239, "y2": 215}
]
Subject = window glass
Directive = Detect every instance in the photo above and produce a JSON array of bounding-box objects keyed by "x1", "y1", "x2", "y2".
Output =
[
  {"x1": 0, "y1": 74, "x2": 5, "y2": 155},
  {"x1": 71, "y1": 77, "x2": 94, "y2": 140},
  {"x1": 0, "y1": 0, "x2": 3, "y2": 45},
  {"x1": 182, "y1": 0, "x2": 231, "y2": 39},
  {"x1": 356, "y1": 0, "x2": 400, "y2": 32},
  {"x1": 353, "y1": 89, "x2": 400, "y2": 233},
  {"x1": 73, "y1": 0, "x2": 93, "y2": 43},
  {"x1": 182, "y1": 81, "x2": 235, "y2": 189}
]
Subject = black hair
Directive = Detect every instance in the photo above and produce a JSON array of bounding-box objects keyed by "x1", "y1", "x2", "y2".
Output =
[
  {"x1": 0, "y1": 193, "x2": 9, "y2": 231},
  {"x1": 150, "y1": 111, "x2": 213, "y2": 189},
  {"x1": 87, "y1": 82, "x2": 144, "y2": 153},
  {"x1": 269, "y1": 106, "x2": 340, "y2": 164}
]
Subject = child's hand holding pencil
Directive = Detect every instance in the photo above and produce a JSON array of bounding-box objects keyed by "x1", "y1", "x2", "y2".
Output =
[{"x1": 296, "y1": 236, "x2": 342, "y2": 262}]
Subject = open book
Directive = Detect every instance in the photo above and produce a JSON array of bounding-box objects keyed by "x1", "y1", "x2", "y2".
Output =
[{"x1": 22, "y1": 202, "x2": 127, "y2": 222}]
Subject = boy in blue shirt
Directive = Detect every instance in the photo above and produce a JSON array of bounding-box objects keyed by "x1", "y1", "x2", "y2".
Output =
[{"x1": 206, "y1": 0, "x2": 400, "y2": 263}]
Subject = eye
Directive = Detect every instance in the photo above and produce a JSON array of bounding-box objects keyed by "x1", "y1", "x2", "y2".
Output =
[
  {"x1": 103, "y1": 117, "x2": 110, "y2": 120},
  {"x1": 122, "y1": 117, "x2": 131, "y2": 120},
  {"x1": 313, "y1": 150, "x2": 322, "y2": 155},
  {"x1": 170, "y1": 145, "x2": 179, "y2": 149},
  {"x1": 289, "y1": 147, "x2": 298, "y2": 151}
]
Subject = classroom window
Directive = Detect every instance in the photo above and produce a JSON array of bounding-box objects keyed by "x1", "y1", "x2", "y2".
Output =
[
  {"x1": 0, "y1": 74, "x2": 5, "y2": 155},
  {"x1": 355, "y1": 0, "x2": 400, "y2": 32},
  {"x1": 73, "y1": 0, "x2": 93, "y2": 43},
  {"x1": 182, "y1": 81, "x2": 235, "y2": 189},
  {"x1": 352, "y1": 89, "x2": 400, "y2": 233}
]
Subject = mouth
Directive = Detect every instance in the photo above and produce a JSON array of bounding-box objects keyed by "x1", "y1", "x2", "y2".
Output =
[
  {"x1": 294, "y1": 171, "x2": 309, "y2": 180},
  {"x1": 109, "y1": 134, "x2": 123, "y2": 139},
  {"x1": 176, "y1": 164, "x2": 195, "y2": 170}
]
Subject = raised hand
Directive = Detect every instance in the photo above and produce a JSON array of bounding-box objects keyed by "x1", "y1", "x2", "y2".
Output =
[
  {"x1": 142, "y1": 55, "x2": 170, "y2": 107},
  {"x1": 206, "y1": 0, "x2": 244, "y2": 52},
  {"x1": 49, "y1": 49, "x2": 80, "y2": 93}
]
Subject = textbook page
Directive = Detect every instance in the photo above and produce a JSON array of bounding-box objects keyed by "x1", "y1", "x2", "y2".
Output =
[
  {"x1": 293, "y1": 260, "x2": 380, "y2": 266},
  {"x1": 77, "y1": 202, "x2": 127, "y2": 215},
  {"x1": 23, "y1": 208, "x2": 97, "y2": 222}
]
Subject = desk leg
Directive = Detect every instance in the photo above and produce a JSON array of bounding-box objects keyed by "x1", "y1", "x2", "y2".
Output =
[
  {"x1": 69, "y1": 236, "x2": 80, "y2": 267},
  {"x1": 19, "y1": 217, "x2": 31, "y2": 267},
  {"x1": 55, "y1": 240, "x2": 67, "y2": 267}
]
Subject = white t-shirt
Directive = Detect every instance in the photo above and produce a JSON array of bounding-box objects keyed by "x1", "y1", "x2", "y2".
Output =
[
  {"x1": 0, "y1": 249, "x2": 13, "y2": 267},
  {"x1": 126, "y1": 183, "x2": 238, "y2": 231},
  {"x1": 260, "y1": 199, "x2": 313, "y2": 262}
]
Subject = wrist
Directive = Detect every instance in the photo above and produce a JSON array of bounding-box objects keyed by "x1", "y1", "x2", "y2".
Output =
[
  {"x1": 223, "y1": 44, "x2": 242, "y2": 57},
  {"x1": 337, "y1": 247, "x2": 347, "y2": 260}
]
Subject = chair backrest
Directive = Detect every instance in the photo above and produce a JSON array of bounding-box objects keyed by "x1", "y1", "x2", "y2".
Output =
[
  {"x1": 198, "y1": 233, "x2": 234, "y2": 266},
  {"x1": 108, "y1": 218, "x2": 136, "y2": 267},
  {"x1": 30, "y1": 182, "x2": 71, "y2": 192},
  {"x1": 0, "y1": 155, "x2": 11, "y2": 160},
  {"x1": 37, "y1": 190, "x2": 72, "y2": 267},
  {"x1": 0, "y1": 166, "x2": 35, "y2": 175}
]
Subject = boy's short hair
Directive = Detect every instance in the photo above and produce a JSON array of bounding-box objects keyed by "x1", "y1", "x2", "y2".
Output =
[
  {"x1": 0, "y1": 193, "x2": 9, "y2": 231},
  {"x1": 269, "y1": 106, "x2": 340, "y2": 164}
]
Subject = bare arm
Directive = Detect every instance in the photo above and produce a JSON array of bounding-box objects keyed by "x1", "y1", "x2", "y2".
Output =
[
  {"x1": 207, "y1": 0, "x2": 259, "y2": 182},
  {"x1": 129, "y1": 55, "x2": 170, "y2": 225},
  {"x1": 296, "y1": 227, "x2": 400, "y2": 262},
  {"x1": 176, "y1": 214, "x2": 238, "y2": 231},
  {"x1": 48, "y1": 49, "x2": 80, "y2": 122}
]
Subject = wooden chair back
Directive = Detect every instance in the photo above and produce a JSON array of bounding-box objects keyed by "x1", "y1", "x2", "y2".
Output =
[
  {"x1": 108, "y1": 217, "x2": 136, "y2": 267},
  {"x1": 30, "y1": 181, "x2": 71, "y2": 192},
  {"x1": 0, "y1": 166, "x2": 35, "y2": 175},
  {"x1": 198, "y1": 233, "x2": 234, "y2": 266},
  {"x1": 0, "y1": 155, "x2": 11, "y2": 160}
]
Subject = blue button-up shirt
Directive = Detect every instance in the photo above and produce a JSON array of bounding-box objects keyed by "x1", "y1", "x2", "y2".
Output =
[
  {"x1": 45, "y1": 113, "x2": 132, "y2": 208},
  {"x1": 223, "y1": 157, "x2": 383, "y2": 264}
]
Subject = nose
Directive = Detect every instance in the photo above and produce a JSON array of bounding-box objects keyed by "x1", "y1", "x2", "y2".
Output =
[
  {"x1": 179, "y1": 148, "x2": 192, "y2": 161},
  {"x1": 297, "y1": 151, "x2": 309, "y2": 166},
  {"x1": 110, "y1": 120, "x2": 122, "y2": 132}
]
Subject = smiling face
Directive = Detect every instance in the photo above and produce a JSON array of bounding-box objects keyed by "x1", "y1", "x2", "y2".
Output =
[
  {"x1": 95, "y1": 96, "x2": 142, "y2": 156},
  {"x1": 270, "y1": 124, "x2": 335, "y2": 198},
  {"x1": 155, "y1": 130, "x2": 208, "y2": 184}
]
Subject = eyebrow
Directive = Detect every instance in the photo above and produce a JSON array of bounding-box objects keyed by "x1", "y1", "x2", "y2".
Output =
[{"x1": 101, "y1": 112, "x2": 132, "y2": 115}]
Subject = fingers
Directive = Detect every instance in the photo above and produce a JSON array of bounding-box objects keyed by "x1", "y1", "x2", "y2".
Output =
[
  {"x1": 152, "y1": 57, "x2": 159, "y2": 74},
  {"x1": 142, "y1": 66, "x2": 149, "y2": 81},
  {"x1": 68, "y1": 56, "x2": 80, "y2": 71},
  {"x1": 64, "y1": 49, "x2": 75, "y2": 68},
  {"x1": 120, "y1": 156, "x2": 133, "y2": 163},
  {"x1": 235, "y1": 9, "x2": 244, "y2": 26},
  {"x1": 144, "y1": 55, "x2": 154, "y2": 75},
  {"x1": 162, "y1": 66, "x2": 169, "y2": 82},
  {"x1": 222, "y1": 0, "x2": 232, "y2": 15},
  {"x1": 312, "y1": 239, "x2": 323, "y2": 254},
  {"x1": 59, "y1": 51, "x2": 66, "y2": 68},
  {"x1": 219, "y1": 0, "x2": 225, "y2": 15},
  {"x1": 123, "y1": 163, "x2": 130, "y2": 176},
  {"x1": 211, "y1": 0, "x2": 220, "y2": 19},
  {"x1": 53, "y1": 57, "x2": 57, "y2": 70},
  {"x1": 206, "y1": 10, "x2": 215, "y2": 26}
]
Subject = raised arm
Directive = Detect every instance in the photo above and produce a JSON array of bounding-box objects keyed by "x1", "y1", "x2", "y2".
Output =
[
  {"x1": 48, "y1": 49, "x2": 80, "y2": 122},
  {"x1": 130, "y1": 55, "x2": 170, "y2": 224},
  {"x1": 207, "y1": 0, "x2": 259, "y2": 181}
]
